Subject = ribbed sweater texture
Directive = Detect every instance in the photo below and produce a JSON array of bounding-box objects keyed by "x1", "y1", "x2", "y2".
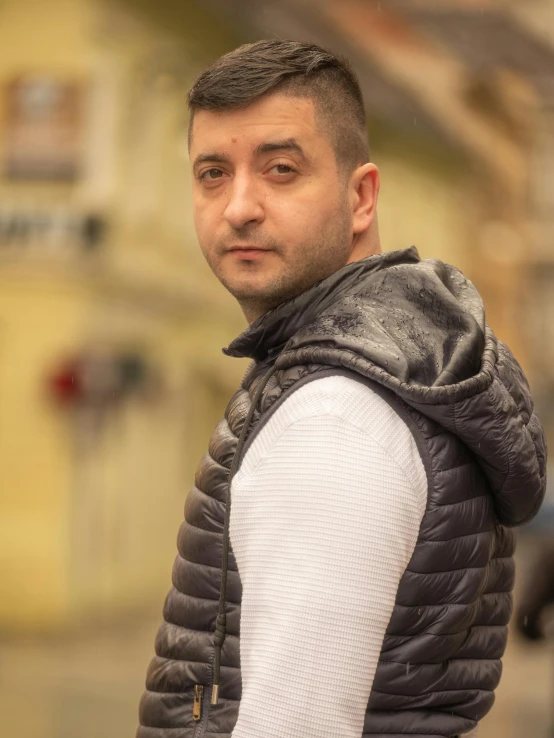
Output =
[{"x1": 229, "y1": 375, "x2": 427, "y2": 738}]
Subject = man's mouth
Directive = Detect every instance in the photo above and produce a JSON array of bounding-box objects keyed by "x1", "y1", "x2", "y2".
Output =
[{"x1": 228, "y1": 246, "x2": 271, "y2": 258}]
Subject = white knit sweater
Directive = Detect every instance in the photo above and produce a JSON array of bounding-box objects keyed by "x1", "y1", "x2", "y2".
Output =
[{"x1": 229, "y1": 375, "x2": 427, "y2": 738}]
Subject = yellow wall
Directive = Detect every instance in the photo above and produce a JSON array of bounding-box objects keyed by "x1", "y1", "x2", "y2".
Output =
[
  {"x1": 0, "y1": 0, "x2": 246, "y2": 631},
  {"x1": 0, "y1": 265, "x2": 247, "y2": 631},
  {"x1": 0, "y1": 272, "x2": 91, "y2": 627},
  {"x1": 378, "y1": 155, "x2": 470, "y2": 271}
]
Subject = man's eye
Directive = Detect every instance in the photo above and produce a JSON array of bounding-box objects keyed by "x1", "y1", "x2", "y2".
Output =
[
  {"x1": 200, "y1": 168, "x2": 224, "y2": 181},
  {"x1": 271, "y1": 164, "x2": 294, "y2": 175}
]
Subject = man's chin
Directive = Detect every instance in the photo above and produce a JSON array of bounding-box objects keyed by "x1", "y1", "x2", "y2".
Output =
[
  {"x1": 215, "y1": 265, "x2": 309, "y2": 309},
  {"x1": 227, "y1": 286, "x2": 277, "y2": 306},
  {"x1": 219, "y1": 273, "x2": 280, "y2": 302}
]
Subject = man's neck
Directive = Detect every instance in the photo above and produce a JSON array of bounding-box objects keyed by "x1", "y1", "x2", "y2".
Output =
[{"x1": 347, "y1": 227, "x2": 381, "y2": 265}]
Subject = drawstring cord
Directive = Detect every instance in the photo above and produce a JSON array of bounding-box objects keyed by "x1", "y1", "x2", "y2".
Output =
[{"x1": 211, "y1": 363, "x2": 279, "y2": 705}]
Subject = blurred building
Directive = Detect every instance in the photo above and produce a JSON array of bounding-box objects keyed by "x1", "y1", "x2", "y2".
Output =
[
  {"x1": 0, "y1": 0, "x2": 247, "y2": 632},
  {"x1": 1, "y1": 0, "x2": 553, "y2": 636}
]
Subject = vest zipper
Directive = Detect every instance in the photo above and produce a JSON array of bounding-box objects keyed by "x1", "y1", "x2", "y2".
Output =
[
  {"x1": 192, "y1": 684, "x2": 204, "y2": 722},
  {"x1": 192, "y1": 370, "x2": 256, "y2": 731},
  {"x1": 192, "y1": 684, "x2": 212, "y2": 737},
  {"x1": 210, "y1": 364, "x2": 279, "y2": 702}
]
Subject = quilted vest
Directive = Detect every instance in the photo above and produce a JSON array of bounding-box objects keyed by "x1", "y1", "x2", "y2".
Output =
[{"x1": 138, "y1": 248, "x2": 546, "y2": 738}]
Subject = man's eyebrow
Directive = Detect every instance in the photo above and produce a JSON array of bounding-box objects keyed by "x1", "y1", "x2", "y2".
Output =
[
  {"x1": 254, "y1": 138, "x2": 309, "y2": 160},
  {"x1": 192, "y1": 139, "x2": 309, "y2": 170},
  {"x1": 192, "y1": 152, "x2": 228, "y2": 169}
]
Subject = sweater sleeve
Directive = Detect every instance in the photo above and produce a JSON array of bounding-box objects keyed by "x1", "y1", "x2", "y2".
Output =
[{"x1": 229, "y1": 375, "x2": 427, "y2": 738}]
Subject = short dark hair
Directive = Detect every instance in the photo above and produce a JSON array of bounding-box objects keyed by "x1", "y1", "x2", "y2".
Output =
[{"x1": 187, "y1": 39, "x2": 369, "y2": 171}]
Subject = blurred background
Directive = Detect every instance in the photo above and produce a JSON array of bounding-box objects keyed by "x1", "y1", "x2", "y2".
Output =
[{"x1": 0, "y1": 0, "x2": 553, "y2": 736}]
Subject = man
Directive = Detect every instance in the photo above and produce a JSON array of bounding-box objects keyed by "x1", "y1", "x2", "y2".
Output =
[{"x1": 138, "y1": 40, "x2": 547, "y2": 738}]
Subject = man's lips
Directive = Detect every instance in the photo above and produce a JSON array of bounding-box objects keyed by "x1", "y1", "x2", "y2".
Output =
[{"x1": 227, "y1": 246, "x2": 272, "y2": 258}]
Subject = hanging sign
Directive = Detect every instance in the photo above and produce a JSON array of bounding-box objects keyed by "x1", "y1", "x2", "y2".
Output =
[{"x1": 3, "y1": 75, "x2": 84, "y2": 180}]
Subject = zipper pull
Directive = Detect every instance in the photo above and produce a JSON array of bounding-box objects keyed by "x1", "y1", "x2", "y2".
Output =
[
  {"x1": 211, "y1": 683, "x2": 219, "y2": 705},
  {"x1": 192, "y1": 684, "x2": 204, "y2": 722}
]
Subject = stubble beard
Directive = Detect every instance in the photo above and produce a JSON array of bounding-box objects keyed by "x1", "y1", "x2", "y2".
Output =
[{"x1": 208, "y1": 208, "x2": 352, "y2": 322}]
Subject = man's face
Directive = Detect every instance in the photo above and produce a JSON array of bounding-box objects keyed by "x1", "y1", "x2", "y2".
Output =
[{"x1": 190, "y1": 93, "x2": 358, "y2": 321}]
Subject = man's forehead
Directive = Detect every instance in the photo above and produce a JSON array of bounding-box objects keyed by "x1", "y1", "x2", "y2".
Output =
[{"x1": 189, "y1": 94, "x2": 320, "y2": 153}]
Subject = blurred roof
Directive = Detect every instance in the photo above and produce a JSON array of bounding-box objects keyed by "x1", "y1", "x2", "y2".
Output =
[{"x1": 389, "y1": 3, "x2": 554, "y2": 103}]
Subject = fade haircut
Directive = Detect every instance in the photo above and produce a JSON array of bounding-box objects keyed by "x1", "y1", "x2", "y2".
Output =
[{"x1": 187, "y1": 39, "x2": 369, "y2": 172}]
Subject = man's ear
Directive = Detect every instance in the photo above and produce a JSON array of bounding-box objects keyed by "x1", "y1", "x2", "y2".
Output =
[{"x1": 350, "y1": 163, "x2": 380, "y2": 235}]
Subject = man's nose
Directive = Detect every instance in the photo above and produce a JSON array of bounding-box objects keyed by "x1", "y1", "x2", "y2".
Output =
[{"x1": 223, "y1": 175, "x2": 265, "y2": 230}]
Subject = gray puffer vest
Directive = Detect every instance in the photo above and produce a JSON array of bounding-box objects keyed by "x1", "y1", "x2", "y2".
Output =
[{"x1": 138, "y1": 247, "x2": 546, "y2": 738}]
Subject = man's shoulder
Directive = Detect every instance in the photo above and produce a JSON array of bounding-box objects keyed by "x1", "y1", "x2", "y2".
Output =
[
  {"x1": 237, "y1": 372, "x2": 428, "y2": 508},
  {"x1": 279, "y1": 373, "x2": 401, "y2": 434},
  {"x1": 248, "y1": 373, "x2": 419, "y2": 460}
]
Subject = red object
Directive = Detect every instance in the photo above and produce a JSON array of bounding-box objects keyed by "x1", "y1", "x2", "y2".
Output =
[{"x1": 49, "y1": 360, "x2": 84, "y2": 403}]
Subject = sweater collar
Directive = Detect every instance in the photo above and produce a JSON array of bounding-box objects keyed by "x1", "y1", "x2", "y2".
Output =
[{"x1": 224, "y1": 247, "x2": 421, "y2": 362}]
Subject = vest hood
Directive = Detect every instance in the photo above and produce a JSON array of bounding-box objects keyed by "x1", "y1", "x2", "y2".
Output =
[{"x1": 225, "y1": 247, "x2": 546, "y2": 527}]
